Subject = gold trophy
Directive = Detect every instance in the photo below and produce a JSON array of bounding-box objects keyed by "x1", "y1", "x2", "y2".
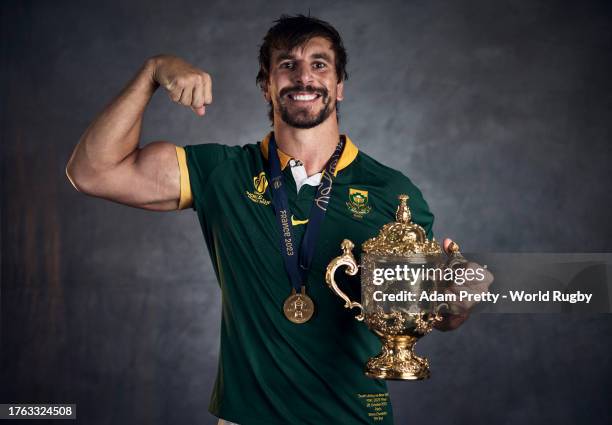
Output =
[{"x1": 325, "y1": 194, "x2": 463, "y2": 380}]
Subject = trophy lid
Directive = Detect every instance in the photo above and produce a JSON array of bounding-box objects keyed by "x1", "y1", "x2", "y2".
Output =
[{"x1": 362, "y1": 194, "x2": 441, "y2": 256}]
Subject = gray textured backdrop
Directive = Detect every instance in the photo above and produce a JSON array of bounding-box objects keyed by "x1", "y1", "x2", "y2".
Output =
[{"x1": 2, "y1": 0, "x2": 611, "y2": 424}]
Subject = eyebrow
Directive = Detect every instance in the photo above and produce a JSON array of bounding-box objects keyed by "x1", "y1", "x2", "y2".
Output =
[
  {"x1": 274, "y1": 51, "x2": 333, "y2": 63},
  {"x1": 311, "y1": 52, "x2": 333, "y2": 62}
]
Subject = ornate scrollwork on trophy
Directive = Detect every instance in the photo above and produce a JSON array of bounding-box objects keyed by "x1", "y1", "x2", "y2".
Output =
[
  {"x1": 365, "y1": 307, "x2": 440, "y2": 337},
  {"x1": 365, "y1": 335, "x2": 431, "y2": 379},
  {"x1": 364, "y1": 307, "x2": 406, "y2": 335}
]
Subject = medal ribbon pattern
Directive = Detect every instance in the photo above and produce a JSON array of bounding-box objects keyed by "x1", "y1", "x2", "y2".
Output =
[{"x1": 268, "y1": 133, "x2": 345, "y2": 293}]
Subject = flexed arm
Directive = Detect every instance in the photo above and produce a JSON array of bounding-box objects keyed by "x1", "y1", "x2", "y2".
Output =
[{"x1": 65, "y1": 55, "x2": 212, "y2": 211}]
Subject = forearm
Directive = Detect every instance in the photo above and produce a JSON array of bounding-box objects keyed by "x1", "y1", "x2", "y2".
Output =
[{"x1": 66, "y1": 57, "x2": 159, "y2": 187}]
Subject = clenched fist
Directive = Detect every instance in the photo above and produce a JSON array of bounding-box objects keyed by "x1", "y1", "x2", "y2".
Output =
[{"x1": 150, "y1": 55, "x2": 212, "y2": 116}]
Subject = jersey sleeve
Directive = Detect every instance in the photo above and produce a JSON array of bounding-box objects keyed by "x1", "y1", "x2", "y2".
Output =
[{"x1": 175, "y1": 143, "x2": 239, "y2": 211}]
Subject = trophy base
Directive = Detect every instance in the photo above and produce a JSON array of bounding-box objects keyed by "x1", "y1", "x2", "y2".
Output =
[{"x1": 365, "y1": 335, "x2": 430, "y2": 380}]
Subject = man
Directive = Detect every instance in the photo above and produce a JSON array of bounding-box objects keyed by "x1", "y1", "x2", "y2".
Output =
[{"x1": 66, "y1": 14, "x2": 473, "y2": 425}]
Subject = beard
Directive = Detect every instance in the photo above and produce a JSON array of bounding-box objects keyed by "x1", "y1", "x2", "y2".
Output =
[{"x1": 273, "y1": 85, "x2": 336, "y2": 129}]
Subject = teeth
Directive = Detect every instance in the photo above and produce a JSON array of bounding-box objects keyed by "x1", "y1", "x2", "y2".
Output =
[{"x1": 291, "y1": 94, "x2": 318, "y2": 101}]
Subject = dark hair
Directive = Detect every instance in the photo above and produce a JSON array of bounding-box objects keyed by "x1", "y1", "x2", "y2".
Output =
[{"x1": 256, "y1": 14, "x2": 349, "y2": 123}]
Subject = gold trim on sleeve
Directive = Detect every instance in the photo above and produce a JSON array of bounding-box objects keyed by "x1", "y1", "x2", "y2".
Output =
[{"x1": 175, "y1": 145, "x2": 193, "y2": 210}]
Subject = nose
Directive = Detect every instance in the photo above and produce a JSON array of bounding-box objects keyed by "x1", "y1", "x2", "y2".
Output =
[{"x1": 292, "y1": 61, "x2": 314, "y2": 85}]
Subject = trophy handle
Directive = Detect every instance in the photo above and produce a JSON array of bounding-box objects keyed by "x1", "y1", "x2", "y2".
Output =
[{"x1": 325, "y1": 239, "x2": 365, "y2": 321}]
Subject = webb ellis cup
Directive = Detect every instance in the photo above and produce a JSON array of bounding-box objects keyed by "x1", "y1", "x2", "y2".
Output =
[{"x1": 325, "y1": 194, "x2": 463, "y2": 380}]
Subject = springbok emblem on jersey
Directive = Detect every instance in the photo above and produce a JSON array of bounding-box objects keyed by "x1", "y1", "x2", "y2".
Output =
[{"x1": 346, "y1": 188, "x2": 372, "y2": 218}]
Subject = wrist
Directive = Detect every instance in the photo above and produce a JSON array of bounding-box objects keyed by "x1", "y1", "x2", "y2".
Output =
[{"x1": 144, "y1": 56, "x2": 162, "y2": 89}]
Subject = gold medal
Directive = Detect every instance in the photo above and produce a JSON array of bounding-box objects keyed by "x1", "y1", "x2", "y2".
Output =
[{"x1": 283, "y1": 286, "x2": 315, "y2": 324}]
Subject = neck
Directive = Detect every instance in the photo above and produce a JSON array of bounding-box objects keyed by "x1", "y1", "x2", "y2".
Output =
[{"x1": 273, "y1": 115, "x2": 340, "y2": 176}]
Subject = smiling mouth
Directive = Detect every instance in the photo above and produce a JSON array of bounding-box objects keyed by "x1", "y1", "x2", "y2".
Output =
[{"x1": 287, "y1": 92, "x2": 322, "y2": 102}]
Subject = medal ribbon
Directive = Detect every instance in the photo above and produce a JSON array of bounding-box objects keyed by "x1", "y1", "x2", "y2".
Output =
[{"x1": 268, "y1": 133, "x2": 345, "y2": 292}]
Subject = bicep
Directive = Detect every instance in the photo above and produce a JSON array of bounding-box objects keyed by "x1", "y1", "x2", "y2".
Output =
[{"x1": 93, "y1": 141, "x2": 186, "y2": 211}]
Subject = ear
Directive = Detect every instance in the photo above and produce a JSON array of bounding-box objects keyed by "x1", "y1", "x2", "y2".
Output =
[
  {"x1": 261, "y1": 80, "x2": 272, "y2": 102},
  {"x1": 336, "y1": 80, "x2": 344, "y2": 102}
]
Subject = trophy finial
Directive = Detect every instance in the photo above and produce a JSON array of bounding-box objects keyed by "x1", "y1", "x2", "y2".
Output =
[
  {"x1": 341, "y1": 239, "x2": 355, "y2": 254},
  {"x1": 396, "y1": 194, "x2": 411, "y2": 224},
  {"x1": 362, "y1": 194, "x2": 440, "y2": 255}
]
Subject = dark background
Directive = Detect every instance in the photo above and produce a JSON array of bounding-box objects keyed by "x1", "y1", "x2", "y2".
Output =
[{"x1": 2, "y1": 0, "x2": 611, "y2": 424}]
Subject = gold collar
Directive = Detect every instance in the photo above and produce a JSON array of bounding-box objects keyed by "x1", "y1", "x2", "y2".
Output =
[{"x1": 260, "y1": 132, "x2": 359, "y2": 176}]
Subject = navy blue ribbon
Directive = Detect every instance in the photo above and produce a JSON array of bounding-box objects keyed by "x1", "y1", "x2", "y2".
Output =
[{"x1": 268, "y1": 133, "x2": 345, "y2": 292}]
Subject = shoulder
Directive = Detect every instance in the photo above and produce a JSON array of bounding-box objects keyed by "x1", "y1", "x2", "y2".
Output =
[
  {"x1": 183, "y1": 141, "x2": 265, "y2": 172},
  {"x1": 181, "y1": 141, "x2": 263, "y2": 207},
  {"x1": 184, "y1": 141, "x2": 257, "y2": 160},
  {"x1": 355, "y1": 151, "x2": 427, "y2": 199},
  {"x1": 353, "y1": 150, "x2": 435, "y2": 237}
]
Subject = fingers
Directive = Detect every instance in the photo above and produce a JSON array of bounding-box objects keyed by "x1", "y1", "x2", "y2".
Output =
[
  {"x1": 168, "y1": 86, "x2": 182, "y2": 103},
  {"x1": 191, "y1": 81, "x2": 204, "y2": 109},
  {"x1": 190, "y1": 80, "x2": 207, "y2": 116},
  {"x1": 179, "y1": 85, "x2": 193, "y2": 105},
  {"x1": 443, "y1": 238, "x2": 453, "y2": 255},
  {"x1": 164, "y1": 71, "x2": 212, "y2": 116},
  {"x1": 191, "y1": 105, "x2": 206, "y2": 116},
  {"x1": 202, "y1": 73, "x2": 213, "y2": 105}
]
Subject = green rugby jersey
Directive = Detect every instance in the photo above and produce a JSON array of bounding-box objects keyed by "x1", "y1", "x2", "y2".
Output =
[{"x1": 176, "y1": 132, "x2": 434, "y2": 425}]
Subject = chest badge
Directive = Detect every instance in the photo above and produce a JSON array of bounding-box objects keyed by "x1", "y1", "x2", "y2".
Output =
[
  {"x1": 346, "y1": 188, "x2": 372, "y2": 218},
  {"x1": 245, "y1": 171, "x2": 271, "y2": 205}
]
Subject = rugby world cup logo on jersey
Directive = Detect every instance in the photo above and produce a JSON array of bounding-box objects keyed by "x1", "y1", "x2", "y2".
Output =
[
  {"x1": 245, "y1": 171, "x2": 271, "y2": 205},
  {"x1": 346, "y1": 188, "x2": 372, "y2": 218}
]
